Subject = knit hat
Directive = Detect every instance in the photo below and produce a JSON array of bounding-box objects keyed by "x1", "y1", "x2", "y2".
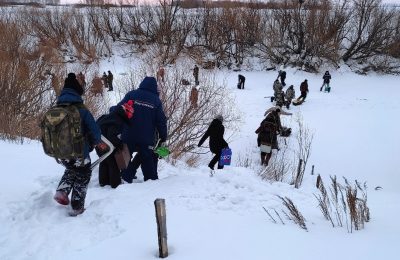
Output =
[
  {"x1": 122, "y1": 100, "x2": 134, "y2": 119},
  {"x1": 64, "y1": 73, "x2": 84, "y2": 96},
  {"x1": 215, "y1": 114, "x2": 223, "y2": 122}
]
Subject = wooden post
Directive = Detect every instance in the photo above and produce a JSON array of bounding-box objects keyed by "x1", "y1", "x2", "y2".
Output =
[
  {"x1": 295, "y1": 159, "x2": 303, "y2": 189},
  {"x1": 154, "y1": 198, "x2": 168, "y2": 258},
  {"x1": 311, "y1": 165, "x2": 314, "y2": 175}
]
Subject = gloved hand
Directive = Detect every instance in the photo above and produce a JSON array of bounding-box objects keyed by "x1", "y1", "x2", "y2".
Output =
[{"x1": 96, "y1": 142, "x2": 110, "y2": 156}]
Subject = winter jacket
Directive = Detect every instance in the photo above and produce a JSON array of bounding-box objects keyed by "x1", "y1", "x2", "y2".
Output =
[
  {"x1": 57, "y1": 88, "x2": 101, "y2": 159},
  {"x1": 275, "y1": 90, "x2": 285, "y2": 107},
  {"x1": 114, "y1": 77, "x2": 167, "y2": 150},
  {"x1": 300, "y1": 81, "x2": 309, "y2": 93},
  {"x1": 285, "y1": 87, "x2": 295, "y2": 100},
  {"x1": 198, "y1": 119, "x2": 228, "y2": 154},
  {"x1": 323, "y1": 73, "x2": 331, "y2": 83},
  {"x1": 193, "y1": 66, "x2": 199, "y2": 77},
  {"x1": 96, "y1": 106, "x2": 129, "y2": 150},
  {"x1": 190, "y1": 87, "x2": 199, "y2": 106},
  {"x1": 256, "y1": 111, "x2": 281, "y2": 149},
  {"x1": 279, "y1": 71, "x2": 286, "y2": 80},
  {"x1": 273, "y1": 81, "x2": 283, "y2": 95}
]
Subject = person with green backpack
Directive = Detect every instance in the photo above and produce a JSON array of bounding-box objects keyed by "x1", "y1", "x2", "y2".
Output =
[{"x1": 43, "y1": 73, "x2": 109, "y2": 216}]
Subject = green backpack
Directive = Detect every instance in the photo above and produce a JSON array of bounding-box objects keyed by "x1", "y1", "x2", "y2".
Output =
[{"x1": 40, "y1": 103, "x2": 85, "y2": 163}]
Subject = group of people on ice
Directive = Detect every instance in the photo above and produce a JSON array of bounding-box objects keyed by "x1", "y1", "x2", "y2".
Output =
[
  {"x1": 46, "y1": 65, "x2": 332, "y2": 216},
  {"x1": 255, "y1": 69, "x2": 333, "y2": 166},
  {"x1": 48, "y1": 65, "x2": 229, "y2": 216}
]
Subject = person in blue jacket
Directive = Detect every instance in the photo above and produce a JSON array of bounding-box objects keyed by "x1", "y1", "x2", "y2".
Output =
[
  {"x1": 53, "y1": 73, "x2": 109, "y2": 216},
  {"x1": 113, "y1": 76, "x2": 167, "y2": 182}
]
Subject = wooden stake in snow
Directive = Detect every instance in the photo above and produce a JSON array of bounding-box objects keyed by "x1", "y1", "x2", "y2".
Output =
[
  {"x1": 311, "y1": 165, "x2": 314, "y2": 175},
  {"x1": 154, "y1": 198, "x2": 168, "y2": 258}
]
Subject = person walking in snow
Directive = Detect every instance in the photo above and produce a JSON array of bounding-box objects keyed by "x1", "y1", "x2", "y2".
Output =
[
  {"x1": 193, "y1": 65, "x2": 199, "y2": 86},
  {"x1": 299, "y1": 79, "x2": 309, "y2": 101},
  {"x1": 112, "y1": 77, "x2": 168, "y2": 182},
  {"x1": 198, "y1": 115, "x2": 229, "y2": 171},
  {"x1": 271, "y1": 79, "x2": 283, "y2": 102},
  {"x1": 285, "y1": 85, "x2": 295, "y2": 109},
  {"x1": 277, "y1": 70, "x2": 286, "y2": 86},
  {"x1": 53, "y1": 73, "x2": 109, "y2": 216},
  {"x1": 320, "y1": 71, "x2": 331, "y2": 92},
  {"x1": 107, "y1": 70, "x2": 114, "y2": 91},
  {"x1": 96, "y1": 100, "x2": 134, "y2": 188},
  {"x1": 238, "y1": 74, "x2": 245, "y2": 89},
  {"x1": 189, "y1": 85, "x2": 199, "y2": 108},
  {"x1": 256, "y1": 107, "x2": 284, "y2": 166}
]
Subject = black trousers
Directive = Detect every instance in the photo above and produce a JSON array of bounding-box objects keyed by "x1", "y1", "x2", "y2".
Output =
[
  {"x1": 99, "y1": 152, "x2": 121, "y2": 188},
  {"x1": 208, "y1": 150, "x2": 224, "y2": 170},
  {"x1": 300, "y1": 91, "x2": 307, "y2": 100},
  {"x1": 57, "y1": 163, "x2": 92, "y2": 210}
]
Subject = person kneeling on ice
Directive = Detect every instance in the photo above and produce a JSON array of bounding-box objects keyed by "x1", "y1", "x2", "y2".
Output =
[
  {"x1": 257, "y1": 107, "x2": 291, "y2": 166},
  {"x1": 96, "y1": 100, "x2": 134, "y2": 188},
  {"x1": 53, "y1": 73, "x2": 109, "y2": 216},
  {"x1": 198, "y1": 115, "x2": 229, "y2": 171}
]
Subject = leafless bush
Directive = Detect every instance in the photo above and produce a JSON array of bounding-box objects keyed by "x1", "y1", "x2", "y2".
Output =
[
  {"x1": 279, "y1": 196, "x2": 308, "y2": 231},
  {"x1": 292, "y1": 114, "x2": 313, "y2": 188},
  {"x1": 259, "y1": 138, "x2": 294, "y2": 182},
  {"x1": 236, "y1": 150, "x2": 255, "y2": 168},
  {"x1": 0, "y1": 14, "x2": 65, "y2": 141},
  {"x1": 114, "y1": 60, "x2": 239, "y2": 161},
  {"x1": 315, "y1": 175, "x2": 370, "y2": 232}
]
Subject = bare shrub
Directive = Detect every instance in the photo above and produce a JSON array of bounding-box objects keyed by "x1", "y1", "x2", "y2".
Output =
[
  {"x1": 236, "y1": 150, "x2": 256, "y2": 168},
  {"x1": 259, "y1": 138, "x2": 293, "y2": 182},
  {"x1": 292, "y1": 114, "x2": 313, "y2": 188},
  {"x1": 113, "y1": 60, "x2": 239, "y2": 161},
  {"x1": 0, "y1": 15, "x2": 65, "y2": 141},
  {"x1": 315, "y1": 175, "x2": 370, "y2": 232},
  {"x1": 279, "y1": 196, "x2": 308, "y2": 231}
]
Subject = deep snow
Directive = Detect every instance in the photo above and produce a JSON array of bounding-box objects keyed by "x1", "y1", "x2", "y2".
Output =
[{"x1": 1, "y1": 65, "x2": 400, "y2": 260}]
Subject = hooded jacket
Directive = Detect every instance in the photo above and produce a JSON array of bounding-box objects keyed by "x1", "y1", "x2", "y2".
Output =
[
  {"x1": 96, "y1": 106, "x2": 129, "y2": 149},
  {"x1": 115, "y1": 77, "x2": 167, "y2": 150},
  {"x1": 256, "y1": 110, "x2": 281, "y2": 149},
  {"x1": 198, "y1": 119, "x2": 228, "y2": 154},
  {"x1": 57, "y1": 88, "x2": 101, "y2": 159}
]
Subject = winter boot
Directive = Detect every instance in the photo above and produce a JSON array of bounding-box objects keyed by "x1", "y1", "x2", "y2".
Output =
[
  {"x1": 54, "y1": 191, "x2": 69, "y2": 206},
  {"x1": 68, "y1": 208, "x2": 85, "y2": 217}
]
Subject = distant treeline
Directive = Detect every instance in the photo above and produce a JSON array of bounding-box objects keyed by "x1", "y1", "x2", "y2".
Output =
[{"x1": 0, "y1": 0, "x2": 399, "y2": 74}]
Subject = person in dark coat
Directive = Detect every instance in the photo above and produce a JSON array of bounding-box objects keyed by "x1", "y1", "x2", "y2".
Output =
[
  {"x1": 107, "y1": 71, "x2": 113, "y2": 91},
  {"x1": 238, "y1": 74, "x2": 245, "y2": 89},
  {"x1": 193, "y1": 65, "x2": 199, "y2": 85},
  {"x1": 96, "y1": 100, "x2": 133, "y2": 188},
  {"x1": 321, "y1": 71, "x2": 331, "y2": 92},
  {"x1": 113, "y1": 77, "x2": 167, "y2": 182},
  {"x1": 299, "y1": 79, "x2": 309, "y2": 101},
  {"x1": 198, "y1": 115, "x2": 229, "y2": 170},
  {"x1": 255, "y1": 107, "x2": 282, "y2": 166},
  {"x1": 53, "y1": 73, "x2": 109, "y2": 216},
  {"x1": 278, "y1": 70, "x2": 286, "y2": 86}
]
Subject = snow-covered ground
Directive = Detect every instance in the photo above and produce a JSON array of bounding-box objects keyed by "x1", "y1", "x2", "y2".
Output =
[{"x1": 1, "y1": 64, "x2": 399, "y2": 260}]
